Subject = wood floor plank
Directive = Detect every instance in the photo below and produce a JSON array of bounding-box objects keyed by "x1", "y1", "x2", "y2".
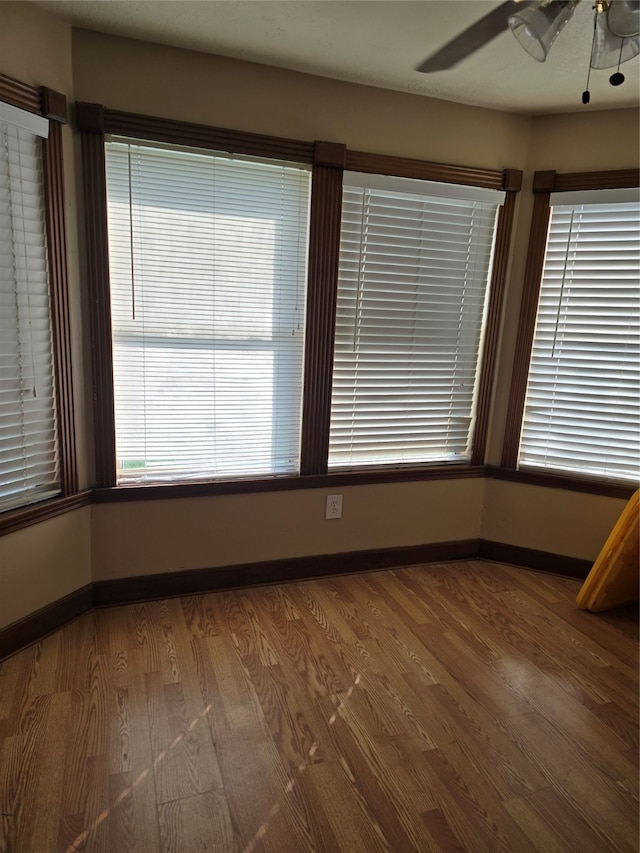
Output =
[
  {"x1": 425, "y1": 573, "x2": 638, "y2": 765},
  {"x1": 365, "y1": 570, "x2": 433, "y2": 626},
  {"x1": 592, "y1": 699, "x2": 639, "y2": 752},
  {"x1": 158, "y1": 789, "x2": 237, "y2": 853},
  {"x1": 329, "y1": 672, "x2": 407, "y2": 740},
  {"x1": 83, "y1": 753, "x2": 111, "y2": 853},
  {"x1": 146, "y1": 671, "x2": 221, "y2": 804},
  {"x1": 303, "y1": 581, "x2": 371, "y2": 645},
  {"x1": 179, "y1": 593, "x2": 222, "y2": 640},
  {"x1": 107, "y1": 684, "x2": 132, "y2": 775},
  {"x1": 519, "y1": 581, "x2": 637, "y2": 668},
  {"x1": 415, "y1": 621, "x2": 534, "y2": 720},
  {"x1": 503, "y1": 792, "x2": 576, "y2": 853},
  {"x1": 55, "y1": 614, "x2": 97, "y2": 694},
  {"x1": 247, "y1": 586, "x2": 347, "y2": 697},
  {"x1": 485, "y1": 561, "x2": 572, "y2": 604},
  {"x1": 122, "y1": 646, "x2": 162, "y2": 852},
  {"x1": 420, "y1": 746, "x2": 532, "y2": 852},
  {"x1": 0, "y1": 648, "x2": 36, "y2": 740},
  {"x1": 347, "y1": 592, "x2": 440, "y2": 685},
  {"x1": 107, "y1": 770, "x2": 137, "y2": 852},
  {"x1": 1, "y1": 693, "x2": 52, "y2": 853},
  {"x1": 32, "y1": 632, "x2": 63, "y2": 697},
  {"x1": 495, "y1": 656, "x2": 638, "y2": 779},
  {"x1": 481, "y1": 574, "x2": 638, "y2": 687},
  {"x1": 0, "y1": 736, "x2": 20, "y2": 853},
  {"x1": 377, "y1": 734, "x2": 438, "y2": 814},
  {"x1": 324, "y1": 710, "x2": 422, "y2": 852},
  {"x1": 395, "y1": 567, "x2": 508, "y2": 661},
  {"x1": 504, "y1": 711, "x2": 638, "y2": 851},
  {"x1": 192, "y1": 633, "x2": 267, "y2": 736},
  {"x1": 131, "y1": 603, "x2": 165, "y2": 675},
  {"x1": 329, "y1": 693, "x2": 440, "y2": 850},
  {"x1": 300, "y1": 759, "x2": 392, "y2": 853},
  {"x1": 334, "y1": 574, "x2": 442, "y2": 682},
  {"x1": 289, "y1": 583, "x2": 345, "y2": 646},
  {"x1": 245, "y1": 658, "x2": 339, "y2": 770},
  {"x1": 420, "y1": 807, "x2": 466, "y2": 852},
  {"x1": 222, "y1": 590, "x2": 278, "y2": 668},
  {"x1": 0, "y1": 560, "x2": 637, "y2": 851},
  {"x1": 213, "y1": 731, "x2": 281, "y2": 853},
  {"x1": 408, "y1": 678, "x2": 548, "y2": 801},
  {"x1": 508, "y1": 785, "x2": 631, "y2": 853},
  {"x1": 58, "y1": 687, "x2": 102, "y2": 826}
]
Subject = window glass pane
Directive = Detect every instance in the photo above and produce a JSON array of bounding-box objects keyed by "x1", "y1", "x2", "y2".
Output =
[
  {"x1": 519, "y1": 200, "x2": 640, "y2": 482},
  {"x1": 105, "y1": 141, "x2": 310, "y2": 484},
  {"x1": 328, "y1": 178, "x2": 501, "y2": 469},
  {"x1": 0, "y1": 110, "x2": 59, "y2": 512}
]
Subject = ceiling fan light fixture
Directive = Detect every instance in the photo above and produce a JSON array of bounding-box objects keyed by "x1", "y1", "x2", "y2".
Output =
[
  {"x1": 591, "y1": 7, "x2": 640, "y2": 68},
  {"x1": 607, "y1": 0, "x2": 640, "y2": 37},
  {"x1": 508, "y1": 0, "x2": 579, "y2": 61}
]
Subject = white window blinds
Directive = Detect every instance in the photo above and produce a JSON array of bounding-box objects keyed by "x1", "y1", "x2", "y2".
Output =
[
  {"x1": 328, "y1": 172, "x2": 503, "y2": 470},
  {"x1": 518, "y1": 192, "x2": 640, "y2": 482},
  {"x1": 105, "y1": 140, "x2": 310, "y2": 484},
  {"x1": 0, "y1": 102, "x2": 59, "y2": 513}
]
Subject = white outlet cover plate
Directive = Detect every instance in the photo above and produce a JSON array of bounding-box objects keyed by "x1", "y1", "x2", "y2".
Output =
[{"x1": 326, "y1": 494, "x2": 343, "y2": 519}]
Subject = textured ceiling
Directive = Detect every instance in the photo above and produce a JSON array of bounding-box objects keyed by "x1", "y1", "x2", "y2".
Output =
[{"x1": 33, "y1": 0, "x2": 640, "y2": 114}]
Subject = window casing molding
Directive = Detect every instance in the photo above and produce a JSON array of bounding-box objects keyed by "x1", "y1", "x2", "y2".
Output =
[
  {"x1": 0, "y1": 72, "x2": 77, "y2": 528},
  {"x1": 77, "y1": 102, "x2": 520, "y2": 494},
  {"x1": 501, "y1": 166, "x2": 640, "y2": 482}
]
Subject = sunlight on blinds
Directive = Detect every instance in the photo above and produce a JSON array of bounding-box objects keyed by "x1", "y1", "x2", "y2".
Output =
[
  {"x1": 106, "y1": 140, "x2": 310, "y2": 484},
  {"x1": 519, "y1": 197, "x2": 640, "y2": 482},
  {"x1": 328, "y1": 174, "x2": 502, "y2": 469},
  {"x1": 0, "y1": 104, "x2": 58, "y2": 512}
]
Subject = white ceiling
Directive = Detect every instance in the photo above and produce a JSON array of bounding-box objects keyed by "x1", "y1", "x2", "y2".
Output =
[{"x1": 33, "y1": 0, "x2": 640, "y2": 114}]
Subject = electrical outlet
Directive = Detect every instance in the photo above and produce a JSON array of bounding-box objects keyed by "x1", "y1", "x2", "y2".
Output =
[{"x1": 325, "y1": 494, "x2": 343, "y2": 520}]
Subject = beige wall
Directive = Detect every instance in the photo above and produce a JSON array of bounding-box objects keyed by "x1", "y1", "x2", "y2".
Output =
[
  {"x1": 0, "y1": 7, "x2": 637, "y2": 629},
  {"x1": 0, "y1": 508, "x2": 92, "y2": 627},
  {"x1": 482, "y1": 481, "x2": 628, "y2": 562},
  {"x1": 91, "y1": 480, "x2": 484, "y2": 581},
  {"x1": 71, "y1": 29, "x2": 532, "y2": 170},
  {"x1": 527, "y1": 109, "x2": 640, "y2": 174},
  {"x1": 0, "y1": 2, "x2": 71, "y2": 91}
]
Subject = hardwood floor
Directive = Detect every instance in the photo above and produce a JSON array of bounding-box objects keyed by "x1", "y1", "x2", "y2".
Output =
[{"x1": 0, "y1": 560, "x2": 637, "y2": 852}]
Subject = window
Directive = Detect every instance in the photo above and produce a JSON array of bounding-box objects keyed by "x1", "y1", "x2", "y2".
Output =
[
  {"x1": 105, "y1": 139, "x2": 311, "y2": 484},
  {"x1": 518, "y1": 189, "x2": 640, "y2": 482},
  {"x1": 0, "y1": 100, "x2": 59, "y2": 513},
  {"x1": 81, "y1": 106, "x2": 517, "y2": 492},
  {"x1": 328, "y1": 172, "x2": 504, "y2": 469}
]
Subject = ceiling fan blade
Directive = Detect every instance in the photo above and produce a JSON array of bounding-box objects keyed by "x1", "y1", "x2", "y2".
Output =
[{"x1": 416, "y1": 0, "x2": 536, "y2": 73}]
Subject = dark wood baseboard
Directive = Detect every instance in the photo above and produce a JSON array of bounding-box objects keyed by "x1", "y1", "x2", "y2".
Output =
[
  {"x1": 479, "y1": 539, "x2": 592, "y2": 579},
  {"x1": 1, "y1": 538, "x2": 594, "y2": 660},
  {"x1": 0, "y1": 583, "x2": 93, "y2": 662},
  {"x1": 92, "y1": 539, "x2": 478, "y2": 607}
]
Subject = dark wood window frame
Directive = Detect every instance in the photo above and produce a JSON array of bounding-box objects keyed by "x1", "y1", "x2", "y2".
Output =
[
  {"x1": 77, "y1": 103, "x2": 521, "y2": 504},
  {"x1": 500, "y1": 166, "x2": 640, "y2": 497},
  {"x1": 0, "y1": 74, "x2": 83, "y2": 536}
]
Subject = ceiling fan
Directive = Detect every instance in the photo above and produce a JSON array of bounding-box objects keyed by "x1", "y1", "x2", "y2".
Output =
[{"x1": 416, "y1": 0, "x2": 640, "y2": 102}]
